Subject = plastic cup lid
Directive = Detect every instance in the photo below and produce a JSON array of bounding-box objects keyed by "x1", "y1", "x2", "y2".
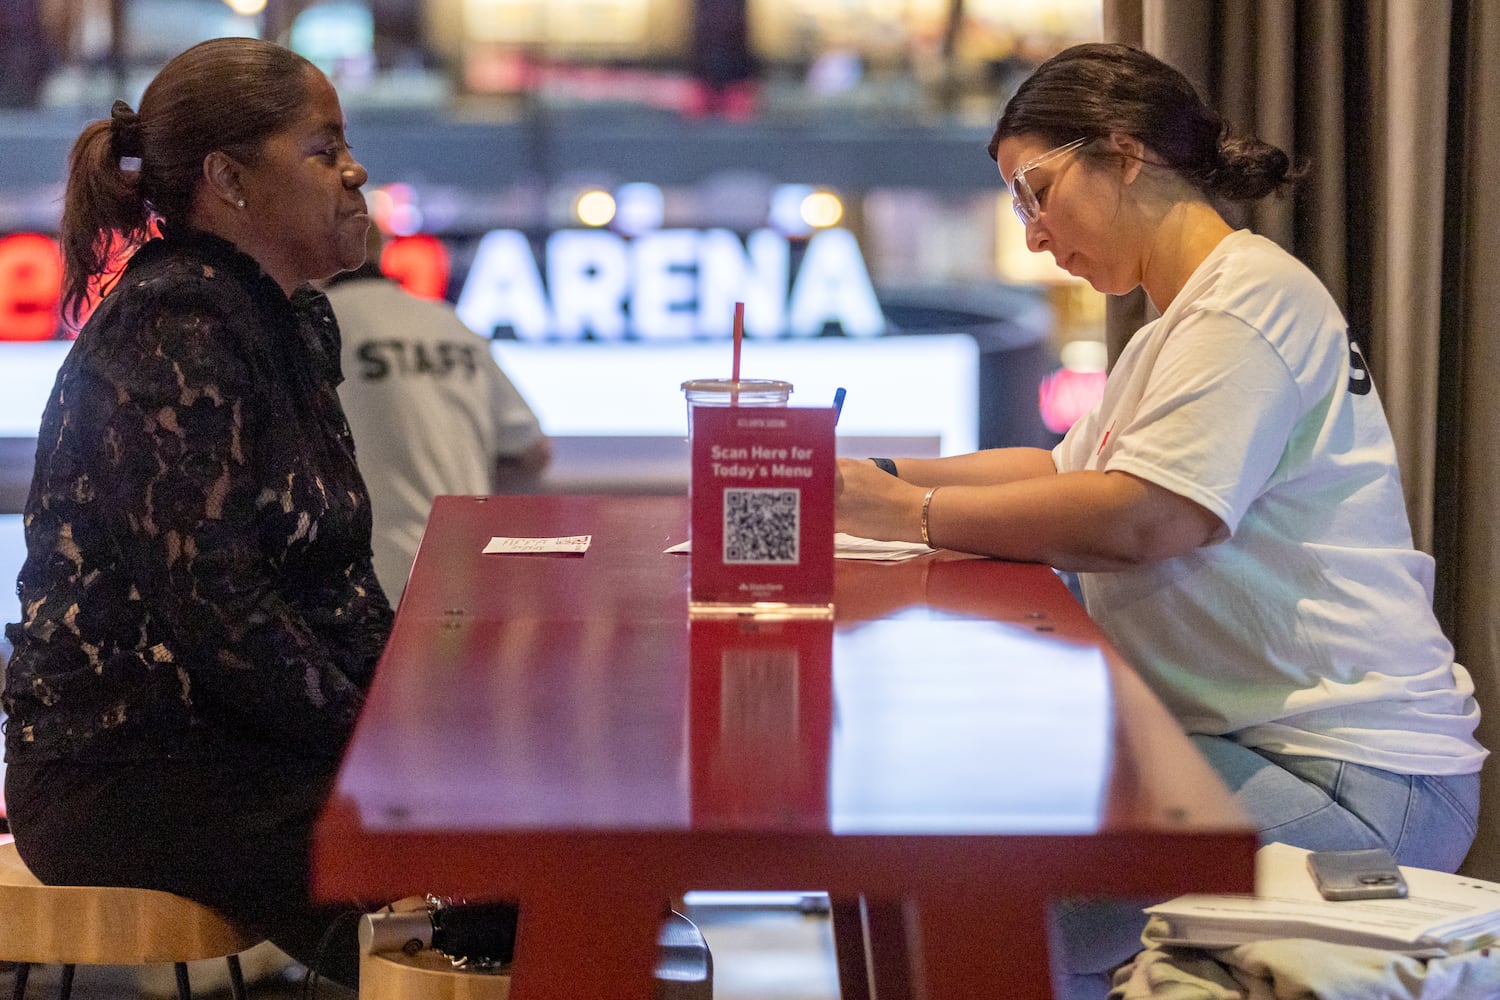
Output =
[{"x1": 681, "y1": 378, "x2": 793, "y2": 393}]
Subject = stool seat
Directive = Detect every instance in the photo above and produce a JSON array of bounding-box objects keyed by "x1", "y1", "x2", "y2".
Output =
[
  {"x1": 358, "y1": 910, "x2": 710, "y2": 1000},
  {"x1": 360, "y1": 951, "x2": 510, "y2": 1000},
  {"x1": 0, "y1": 841, "x2": 262, "y2": 965},
  {"x1": 0, "y1": 840, "x2": 264, "y2": 1000}
]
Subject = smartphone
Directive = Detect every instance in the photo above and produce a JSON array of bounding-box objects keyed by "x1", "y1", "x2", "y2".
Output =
[{"x1": 1306, "y1": 848, "x2": 1408, "y2": 901}]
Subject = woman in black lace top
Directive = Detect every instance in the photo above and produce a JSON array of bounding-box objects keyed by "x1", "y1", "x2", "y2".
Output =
[{"x1": 3, "y1": 38, "x2": 392, "y2": 986}]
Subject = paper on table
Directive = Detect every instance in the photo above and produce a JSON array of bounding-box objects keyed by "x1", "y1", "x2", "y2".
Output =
[
  {"x1": 833, "y1": 534, "x2": 934, "y2": 561},
  {"x1": 1143, "y1": 842, "x2": 1500, "y2": 956},
  {"x1": 482, "y1": 535, "x2": 592, "y2": 554},
  {"x1": 663, "y1": 533, "x2": 931, "y2": 562}
]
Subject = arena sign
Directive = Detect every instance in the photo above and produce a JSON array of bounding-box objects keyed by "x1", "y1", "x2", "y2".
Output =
[{"x1": 455, "y1": 226, "x2": 885, "y2": 342}]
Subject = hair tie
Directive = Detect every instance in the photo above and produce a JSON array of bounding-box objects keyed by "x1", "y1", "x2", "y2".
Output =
[{"x1": 110, "y1": 100, "x2": 143, "y2": 160}]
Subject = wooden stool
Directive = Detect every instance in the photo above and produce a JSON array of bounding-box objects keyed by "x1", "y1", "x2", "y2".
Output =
[
  {"x1": 360, "y1": 950, "x2": 510, "y2": 1000},
  {"x1": 358, "y1": 909, "x2": 711, "y2": 1000},
  {"x1": 0, "y1": 841, "x2": 265, "y2": 1000}
]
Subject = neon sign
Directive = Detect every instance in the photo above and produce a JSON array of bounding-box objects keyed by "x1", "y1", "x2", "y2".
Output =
[
  {"x1": 0, "y1": 226, "x2": 888, "y2": 344},
  {"x1": 455, "y1": 227, "x2": 885, "y2": 341},
  {"x1": 0, "y1": 234, "x2": 64, "y2": 342},
  {"x1": 380, "y1": 233, "x2": 450, "y2": 300}
]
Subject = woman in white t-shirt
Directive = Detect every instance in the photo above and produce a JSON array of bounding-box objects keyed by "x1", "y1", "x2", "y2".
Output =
[{"x1": 835, "y1": 42, "x2": 1484, "y2": 994}]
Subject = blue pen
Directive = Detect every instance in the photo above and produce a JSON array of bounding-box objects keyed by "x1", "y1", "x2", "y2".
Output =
[{"x1": 832, "y1": 387, "x2": 847, "y2": 424}]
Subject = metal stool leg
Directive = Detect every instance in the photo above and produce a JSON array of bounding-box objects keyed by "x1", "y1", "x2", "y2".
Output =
[
  {"x1": 11, "y1": 963, "x2": 29, "y2": 1000},
  {"x1": 830, "y1": 897, "x2": 871, "y2": 1000},
  {"x1": 225, "y1": 954, "x2": 249, "y2": 1000},
  {"x1": 173, "y1": 963, "x2": 192, "y2": 1000},
  {"x1": 55, "y1": 966, "x2": 74, "y2": 1000},
  {"x1": 864, "y1": 899, "x2": 915, "y2": 1000}
]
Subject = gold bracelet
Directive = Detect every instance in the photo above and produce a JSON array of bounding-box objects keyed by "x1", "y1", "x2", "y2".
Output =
[{"x1": 920, "y1": 486, "x2": 939, "y2": 548}]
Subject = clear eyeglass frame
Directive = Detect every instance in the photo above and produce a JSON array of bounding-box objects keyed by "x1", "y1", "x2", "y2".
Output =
[{"x1": 1007, "y1": 137, "x2": 1091, "y2": 226}]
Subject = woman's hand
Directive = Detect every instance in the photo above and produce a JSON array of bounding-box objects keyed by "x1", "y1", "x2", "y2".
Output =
[{"x1": 835, "y1": 458, "x2": 926, "y2": 542}]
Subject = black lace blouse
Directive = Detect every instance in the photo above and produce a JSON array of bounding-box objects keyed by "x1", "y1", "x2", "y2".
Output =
[{"x1": 3, "y1": 228, "x2": 393, "y2": 764}]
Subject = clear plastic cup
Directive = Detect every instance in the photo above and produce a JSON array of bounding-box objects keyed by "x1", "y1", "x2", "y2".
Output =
[{"x1": 681, "y1": 378, "x2": 794, "y2": 436}]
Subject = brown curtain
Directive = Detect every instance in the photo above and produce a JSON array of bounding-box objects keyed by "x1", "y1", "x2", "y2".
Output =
[
  {"x1": 1102, "y1": 0, "x2": 1500, "y2": 878},
  {"x1": 1443, "y1": 0, "x2": 1500, "y2": 880}
]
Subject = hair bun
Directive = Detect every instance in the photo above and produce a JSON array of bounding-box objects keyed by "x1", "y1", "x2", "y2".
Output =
[
  {"x1": 110, "y1": 100, "x2": 143, "y2": 160},
  {"x1": 1204, "y1": 132, "x2": 1297, "y2": 201}
]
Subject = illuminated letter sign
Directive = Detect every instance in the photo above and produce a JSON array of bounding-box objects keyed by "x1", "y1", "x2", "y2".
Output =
[
  {"x1": 548, "y1": 230, "x2": 629, "y2": 341},
  {"x1": 787, "y1": 228, "x2": 884, "y2": 338},
  {"x1": 698, "y1": 229, "x2": 787, "y2": 340},
  {"x1": 0, "y1": 233, "x2": 64, "y2": 342},
  {"x1": 456, "y1": 227, "x2": 884, "y2": 341},
  {"x1": 630, "y1": 229, "x2": 698, "y2": 340},
  {"x1": 455, "y1": 229, "x2": 552, "y2": 340},
  {"x1": 381, "y1": 234, "x2": 450, "y2": 299}
]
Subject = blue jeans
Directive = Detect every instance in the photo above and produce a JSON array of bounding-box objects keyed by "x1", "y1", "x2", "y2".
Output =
[{"x1": 1049, "y1": 735, "x2": 1481, "y2": 1000}]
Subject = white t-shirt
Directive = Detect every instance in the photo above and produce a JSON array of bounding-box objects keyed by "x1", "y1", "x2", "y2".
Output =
[
  {"x1": 1054, "y1": 230, "x2": 1484, "y2": 776},
  {"x1": 328, "y1": 277, "x2": 545, "y2": 601}
]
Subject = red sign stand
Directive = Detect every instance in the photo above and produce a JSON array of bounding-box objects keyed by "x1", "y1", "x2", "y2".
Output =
[{"x1": 689, "y1": 405, "x2": 836, "y2": 613}]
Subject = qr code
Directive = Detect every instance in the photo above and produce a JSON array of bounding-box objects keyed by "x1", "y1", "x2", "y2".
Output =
[{"x1": 723, "y1": 488, "x2": 800, "y2": 564}]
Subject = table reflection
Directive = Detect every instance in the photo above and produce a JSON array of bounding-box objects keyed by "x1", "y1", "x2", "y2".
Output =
[
  {"x1": 689, "y1": 609, "x2": 1113, "y2": 835},
  {"x1": 831, "y1": 610, "x2": 1112, "y2": 834},
  {"x1": 690, "y1": 616, "x2": 834, "y2": 829}
]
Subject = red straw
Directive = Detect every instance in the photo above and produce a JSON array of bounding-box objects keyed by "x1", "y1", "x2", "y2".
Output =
[
  {"x1": 731, "y1": 301, "x2": 744, "y2": 382},
  {"x1": 731, "y1": 301, "x2": 744, "y2": 404}
]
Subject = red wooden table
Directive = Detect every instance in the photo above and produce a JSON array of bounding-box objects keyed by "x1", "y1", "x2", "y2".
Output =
[{"x1": 313, "y1": 494, "x2": 1254, "y2": 999}]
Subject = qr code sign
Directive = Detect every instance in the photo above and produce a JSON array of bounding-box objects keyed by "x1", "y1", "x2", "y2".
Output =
[{"x1": 723, "y1": 489, "x2": 800, "y2": 564}]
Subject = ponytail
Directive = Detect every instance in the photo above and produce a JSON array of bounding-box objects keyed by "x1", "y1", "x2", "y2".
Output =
[{"x1": 59, "y1": 105, "x2": 154, "y2": 323}]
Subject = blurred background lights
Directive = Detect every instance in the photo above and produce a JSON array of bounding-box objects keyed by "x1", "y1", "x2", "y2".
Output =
[
  {"x1": 223, "y1": 0, "x2": 267, "y2": 14},
  {"x1": 1040, "y1": 339, "x2": 1110, "y2": 433},
  {"x1": 367, "y1": 187, "x2": 392, "y2": 219},
  {"x1": 613, "y1": 182, "x2": 664, "y2": 236},
  {"x1": 369, "y1": 183, "x2": 424, "y2": 237},
  {"x1": 387, "y1": 204, "x2": 424, "y2": 237},
  {"x1": 380, "y1": 234, "x2": 450, "y2": 300},
  {"x1": 800, "y1": 190, "x2": 844, "y2": 228},
  {"x1": 1060, "y1": 339, "x2": 1108, "y2": 372},
  {"x1": 768, "y1": 184, "x2": 814, "y2": 237},
  {"x1": 576, "y1": 189, "x2": 617, "y2": 227},
  {"x1": 288, "y1": 2, "x2": 374, "y2": 84}
]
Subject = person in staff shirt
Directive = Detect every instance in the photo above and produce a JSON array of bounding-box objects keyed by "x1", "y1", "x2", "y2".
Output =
[
  {"x1": 834, "y1": 42, "x2": 1484, "y2": 998},
  {"x1": 325, "y1": 224, "x2": 550, "y2": 603}
]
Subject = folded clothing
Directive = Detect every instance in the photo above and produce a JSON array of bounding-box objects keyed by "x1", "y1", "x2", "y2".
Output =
[{"x1": 1110, "y1": 938, "x2": 1500, "y2": 1000}]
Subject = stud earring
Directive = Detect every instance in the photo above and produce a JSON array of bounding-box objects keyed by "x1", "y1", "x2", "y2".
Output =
[{"x1": 235, "y1": 199, "x2": 246, "y2": 209}]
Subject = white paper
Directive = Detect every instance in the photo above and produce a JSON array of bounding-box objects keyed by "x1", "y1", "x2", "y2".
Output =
[
  {"x1": 1143, "y1": 842, "x2": 1500, "y2": 956},
  {"x1": 832, "y1": 534, "x2": 933, "y2": 561},
  {"x1": 663, "y1": 533, "x2": 931, "y2": 562},
  {"x1": 482, "y1": 535, "x2": 592, "y2": 554}
]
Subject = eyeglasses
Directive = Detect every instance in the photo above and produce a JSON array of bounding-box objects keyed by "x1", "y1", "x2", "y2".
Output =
[{"x1": 1007, "y1": 137, "x2": 1091, "y2": 226}]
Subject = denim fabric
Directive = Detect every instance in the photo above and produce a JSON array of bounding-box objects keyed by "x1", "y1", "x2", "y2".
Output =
[
  {"x1": 1203, "y1": 738, "x2": 1478, "y2": 870},
  {"x1": 1049, "y1": 736, "x2": 1481, "y2": 1000}
]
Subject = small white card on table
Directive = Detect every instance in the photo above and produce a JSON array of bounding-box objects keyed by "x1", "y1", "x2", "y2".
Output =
[{"x1": 482, "y1": 535, "x2": 592, "y2": 554}]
